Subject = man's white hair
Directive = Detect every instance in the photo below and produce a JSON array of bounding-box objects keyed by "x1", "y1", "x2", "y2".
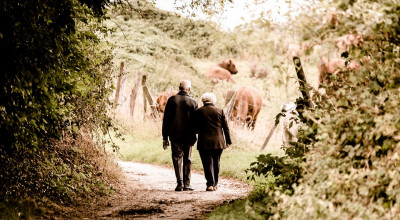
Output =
[
  {"x1": 179, "y1": 79, "x2": 191, "y2": 91},
  {"x1": 201, "y1": 92, "x2": 217, "y2": 104}
]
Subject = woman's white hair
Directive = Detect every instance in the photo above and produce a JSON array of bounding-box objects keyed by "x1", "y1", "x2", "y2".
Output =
[{"x1": 201, "y1": 92, "x2": 217, "y2": 104}]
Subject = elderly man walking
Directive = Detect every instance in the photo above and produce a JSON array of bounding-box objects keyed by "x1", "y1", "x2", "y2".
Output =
[{"x1": 162, "y1": 80, "x2": 198, "y2": 191}]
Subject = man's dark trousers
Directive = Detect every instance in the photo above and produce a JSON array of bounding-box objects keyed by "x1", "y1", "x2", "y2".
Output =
[
  {"x1": 171, "y1": 141, "x2": 192, "y2": 186},
  {"x1": 199, "y1": 149, "x2": 223, "y2": 187}
]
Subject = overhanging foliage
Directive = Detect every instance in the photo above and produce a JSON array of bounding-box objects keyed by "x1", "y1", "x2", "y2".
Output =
[{"x1": 0, "y1": 0, "x2": 115, "y2": 210}]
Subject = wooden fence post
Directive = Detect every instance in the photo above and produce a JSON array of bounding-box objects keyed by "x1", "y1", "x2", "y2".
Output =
[
  {"x1": 225, "y1": 91, "x2": 235, "y2": 106},
  {"x1": 293, "y1": 56, "x2": 313, "y2": 108},
  {"x1": 142, "y1": 74, "x2": 148, "y2": 115},
  {"x1": 260, "y1": 124, "x2": 278, "y2": 150},
  {"x1": 223, "y1": 90, "x2": 237, "y2": 120},
  {"x1": 130, "y1": 71, "x2": 142, "y2": 118},
  {"x1": 113, "y1": 61, "x2": 126, "y2": 109},
  {"x1": 141, "y1": 74, "x2": 159, "y2": 118},
  {"x1": 261, "y1": 56, "x2": 312, "y2": 150}
]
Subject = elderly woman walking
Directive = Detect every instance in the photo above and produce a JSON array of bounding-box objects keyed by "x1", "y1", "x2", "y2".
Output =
[{"x1": 194, "y1": 92, "x2": 232, "y2": 191}]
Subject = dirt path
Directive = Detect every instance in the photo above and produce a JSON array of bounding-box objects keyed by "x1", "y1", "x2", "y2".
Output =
[{"x1": 65, "y1": 161, "x2": 252, "y2": 219}]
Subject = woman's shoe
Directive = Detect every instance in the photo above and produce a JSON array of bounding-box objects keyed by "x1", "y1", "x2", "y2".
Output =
[
  {"x1": 175, "y1": 185, "x2": 184, "y2": 191},
  {"x1": 183, "y1": 185, "x2": 194, "y2": 191}
]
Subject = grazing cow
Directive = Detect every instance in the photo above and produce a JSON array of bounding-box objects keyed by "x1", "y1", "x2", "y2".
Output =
[
  {"x1": 318, "y1": 57, "x2": 345, "y2": 84},
  {"x1": 156, "y1": 89, "x2": 177, "y2": 114},
  {"x1": 231, "y1": 86, "x2": 263, "y2": 130},
  {"x1": 318, "y1": 57, "x2": 360, "y2": 85},
  {"x1": 205, "y1": 59, "x2": 238, "y2": 84},
  {"x1": 279, "y1": 102, "x2": 300, "y2": 145},
  {"x1": 323, "y1": 12, "x2": 339, "y2": 27},
  {"x1": 335, "y1": 33, "x2": 363, "y2": 52},
  {"x1": 287, "y1": 42, "x2": 316, "y2": 59},
  {"x1": 287, "y1": 44, "x2": 302, "y2": 58}
]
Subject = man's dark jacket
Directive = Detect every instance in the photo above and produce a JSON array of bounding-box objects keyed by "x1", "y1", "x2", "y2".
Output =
[
  {"x1": 194, "y1": 103, "x2": 232, "y2": 150},
  {"x1": 162, "y1": 90, "x2": 198, "y2": 146}
]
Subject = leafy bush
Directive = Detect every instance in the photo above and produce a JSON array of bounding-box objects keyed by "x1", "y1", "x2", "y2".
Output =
[
  {"x1": 239, "y1": 0, "x2": 400, "y2": 219},
  {"x1": 0, "y1": 0, "x2": 118, "y2": 217}
]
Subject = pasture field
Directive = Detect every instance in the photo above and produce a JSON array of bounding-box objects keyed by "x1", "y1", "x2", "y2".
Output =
[
  {"x1": 104, "y1": 6, "x2": 330, "y2": 218},
  {"x1": 108, "y1": 55, "x2": 320, "y2": 182},
  {"x1": 106, "y1": 5, "x2": 323, "y2": 180},
  {"x1": 103, "y1": 1, "x2": 400, "y2": 218}
]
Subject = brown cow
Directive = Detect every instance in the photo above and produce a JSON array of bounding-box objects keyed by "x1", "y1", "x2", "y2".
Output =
[
  {"x1": 335, "y1": 33, "x2": 363, "y2": 52},
  {"x1": 287, "y1": 44, "x2": 302, "y2": 58},
  {"x1": 318, "y1": 57, "x2": 360, "y2": 85},
  {"x1": 205, "y1": 59, "x2": 238, "y2": 84},
  {"x1": 323, "y1": 12, "x2": 339, "y2": 27},
  {"x1": 231, "y1": 86, "x2": 263, "y2": 130},
  {"x1": 318, "y1": 58, "x2": 345, "y2": 84},
  {"x1": 287, "y1": 42, "x2": 316, "y2": 59},
  {"x1": 156, "y1": 89, "x2": 177, "y2": 114}
]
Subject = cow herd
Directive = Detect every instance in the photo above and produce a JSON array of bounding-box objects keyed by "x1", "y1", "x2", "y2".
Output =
[
  {"x1": 155, "y1": 59, "x2": 263, "y2": 131},
  {"x1": 154, "y1": 29, "x2": 365, "y2": 146}
]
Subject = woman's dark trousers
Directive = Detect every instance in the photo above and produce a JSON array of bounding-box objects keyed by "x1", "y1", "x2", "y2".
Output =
[{"x1": 199, "y1": 149, "x2": 223, "y2": 187}]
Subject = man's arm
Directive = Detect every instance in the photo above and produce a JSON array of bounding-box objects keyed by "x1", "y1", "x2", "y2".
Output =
[
  {"x1": 162, "y1": 99, "x2": 173, "y2": 150},
  {"x1": 162, "y1": 98, "x2": 172, "y2": 141},
  {"x1": 163, "y1": 139, "x2": 169, "y2": 150}
]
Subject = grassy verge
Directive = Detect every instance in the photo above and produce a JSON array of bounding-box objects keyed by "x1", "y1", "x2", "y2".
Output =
[{"x1": 108, "y1": 118, "x2": 283, "y2": 182}]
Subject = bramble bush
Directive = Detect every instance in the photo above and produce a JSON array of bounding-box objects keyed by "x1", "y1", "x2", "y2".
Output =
[
  {"x1": 0, "y1": 0, "x2": 119, "y2": 217},
  {"x1": 243, "y1": 0, "x2": 400, "y2": 219}
]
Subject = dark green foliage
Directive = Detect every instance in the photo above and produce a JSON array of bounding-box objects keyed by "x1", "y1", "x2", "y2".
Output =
[
  {"x1": 247, "y1": 153, "x2": 302, "y2": 195},
  {"x1": 242, "y1": 98, "x2": 312, "y2": 218},
  {"x1": 0, "y1": 0, "x2": 111, "y2": 153},
  {"x1": 0, "y1": 0, "x2": 115, "y2": 216}
]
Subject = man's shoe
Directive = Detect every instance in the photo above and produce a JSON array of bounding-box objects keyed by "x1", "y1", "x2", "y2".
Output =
[
  {"x1": 175, "y1": 185, "x2": 184, "y2": 191},
  {"x1": 206, "y1": 186, "x2": 214, "y2": 191},
  {"x1": 183, "y1": 186, "x2": 194, "y2": 191}
]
